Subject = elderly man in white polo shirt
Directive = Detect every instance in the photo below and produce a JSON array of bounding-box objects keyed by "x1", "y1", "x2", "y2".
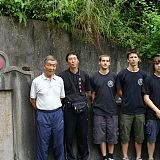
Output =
[{"x1": 30, "y1": 55, "x2": 65, "y2": 160}]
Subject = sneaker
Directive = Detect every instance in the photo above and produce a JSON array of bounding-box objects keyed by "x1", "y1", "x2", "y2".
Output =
[
  {"x1": 123, "y1": 157, "x2": 129, "y2": 160},
  {"x1": 136, "y1": 158, "x2": 142, "y2": 160},
  {"x1": 108, "y1": 158, "x2": 114, "y2": 160}
]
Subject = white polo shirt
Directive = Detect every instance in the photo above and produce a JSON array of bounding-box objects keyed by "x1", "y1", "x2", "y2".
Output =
[{"x1": 30, "y1": 74, "x2": 65, "y2": 110}]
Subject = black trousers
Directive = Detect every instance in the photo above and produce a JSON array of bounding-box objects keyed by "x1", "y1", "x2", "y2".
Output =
[{"x1": 64, "y1": 106, "x2": 89, "y2": 160}]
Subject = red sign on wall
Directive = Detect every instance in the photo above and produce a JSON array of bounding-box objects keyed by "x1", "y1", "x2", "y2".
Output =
[{"x1": 0, "y1": 56, "x2": 5, "y2": 70}]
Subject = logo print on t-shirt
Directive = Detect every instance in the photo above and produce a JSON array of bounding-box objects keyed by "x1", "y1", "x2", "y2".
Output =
[
  {"x1": 138, "y1": 78, "x2": 143, "y2": 86},
  {"x1": 108, "y1": 80, "x2": 114, "y2": 87}
]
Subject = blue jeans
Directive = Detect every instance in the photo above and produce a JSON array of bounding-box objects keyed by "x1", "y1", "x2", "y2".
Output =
[
  {"x1": 145, "y1": 119, "x2": 160, "y2": 143},
  {"x1": 36, "y1": 108, "x2": 65, "y2": 160}
]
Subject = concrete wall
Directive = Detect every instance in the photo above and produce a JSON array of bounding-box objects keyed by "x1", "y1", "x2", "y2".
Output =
[
  {"x1": 0, "y1": 16, "x2": 158, "y2": 160},
  {"x1": 0, "y1": 16, "x2": 151, "y2": 75}
]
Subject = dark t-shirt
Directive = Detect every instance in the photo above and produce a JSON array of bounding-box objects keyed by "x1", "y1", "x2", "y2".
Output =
[
  {"x1": 143, "y1": 74, "x2": 160, "y2": 120},
  {"x1": 116, "y1": 69, "x2": 147, "y2": 114},
  {"x1": 59, "y1": 69, "x2": 91, "y2": 102},
  {"x1": 90, "y1": 71, "x2": 117, "y2": 116}
]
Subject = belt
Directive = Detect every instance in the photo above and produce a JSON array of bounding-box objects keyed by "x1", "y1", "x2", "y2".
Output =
[{"x1": 37, "y1": 107, "x2": 61, "y2": 113}]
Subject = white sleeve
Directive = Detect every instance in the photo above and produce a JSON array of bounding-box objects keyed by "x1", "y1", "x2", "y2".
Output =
[
  {"x1": 30, "y1": 80, "x2": 37, "y2": 99},
  {"x1": 60, "y1": 78, "x2": 65, "y2": 98}
]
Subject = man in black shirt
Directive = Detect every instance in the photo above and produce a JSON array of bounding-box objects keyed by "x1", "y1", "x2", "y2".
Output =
[
  {"x1": 59, "y1": 51, "x2": 91, "y2": 160},
  {"x1": 90, "y1": 54, "x2": 118, "y2": 160},
  {"x1": 143, "y1": 56, "x2": 160, "y2": 160},
  {"x1": 117, "y1": 49, "x2": 146, "y2": 160}
]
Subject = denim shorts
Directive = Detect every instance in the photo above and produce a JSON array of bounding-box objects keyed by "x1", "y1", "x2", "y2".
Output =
[
  {"x1": 120, "y1": 114, "x2": 145, "y2": 143},
  {"x1": 93, "y1": 115, "x2": 118, "y2": 144},
  {"x1": 145, "y1": 119, "x2": 160, "y2": 143}
]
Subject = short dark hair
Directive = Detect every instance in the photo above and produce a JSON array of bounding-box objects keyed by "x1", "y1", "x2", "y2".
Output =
[
  {"x1": 127, "y1": 49, "x2": 140, "y2": 59},
  {"x1": 99, "y1": 54, "x2": 111, "y2": 62},
  {"x1": 152, "y1": 55, "x2": 160, "y2": 71},
  {"x1": 43, "y1": 55, "x2": 57, "y2": 64},
  {"x1": 66, "y1": 51, "x2": 79, "y2": 62}
]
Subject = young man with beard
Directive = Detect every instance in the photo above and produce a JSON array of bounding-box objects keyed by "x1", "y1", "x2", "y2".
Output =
[
  {"x1": 59, "y1": 52, "x2": 91, "y2": 160},
  {"x1": 116, "y1": 49, "x2": 147, "y2": 160},
  {"x1": 90, "y1": 54, "x2": 118, "y2": 160},
  {"x1": 143, "y1": 56, "x2": 160, "y2": 160}
]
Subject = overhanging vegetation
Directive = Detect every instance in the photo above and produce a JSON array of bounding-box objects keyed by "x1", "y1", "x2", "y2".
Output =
[{"x1": 0, "y1": 0, "x2": 160, "y2": 59}]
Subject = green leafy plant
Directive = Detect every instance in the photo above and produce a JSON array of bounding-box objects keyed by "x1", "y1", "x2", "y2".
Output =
[{"x1": 0, "y1": 0, "x2": 160, "y2": 59}]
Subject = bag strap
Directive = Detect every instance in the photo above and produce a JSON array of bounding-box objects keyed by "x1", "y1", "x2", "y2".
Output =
[
  {"x1": 68, "y1": 70, "x2": 82, "y2": 93},
  {"x1": 68, "y1": 70, "x2": 84, "y2": 94},
  {"x1": 68, "y1": 71, "x2": 78, "y2": 93}
]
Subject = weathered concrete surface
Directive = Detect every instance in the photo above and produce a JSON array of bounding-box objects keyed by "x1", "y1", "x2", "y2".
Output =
[
  {"x1": 0, "y1": 63, "x2": 35, "y2": 160},
  {"x1": 0, "y1": 16, "x2": 151, "y2": 76},
  {"x1": 0, "y1": 91, "x2": 14, "y2": 160},
  {"x1": 0, "y1": 16, "x2": 158, "y2": 160}
]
